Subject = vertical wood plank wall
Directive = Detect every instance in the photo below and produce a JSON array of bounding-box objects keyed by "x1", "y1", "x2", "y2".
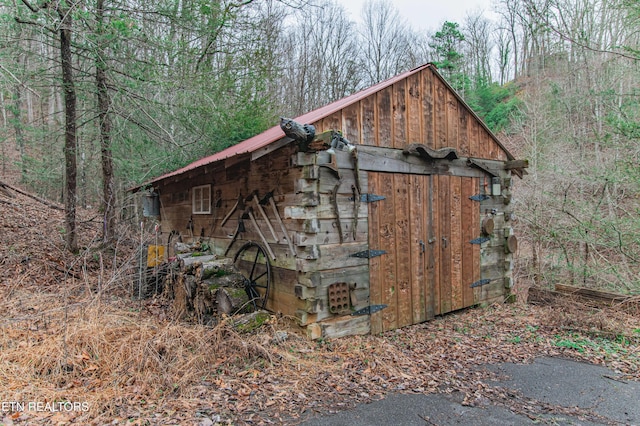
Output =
[
  {"x1": 311, "y1": 67, "x2": 508, "y2": 160},
  {"x1": 312, "y1": 66, "x2": 498, "y2": 333},
  {"x1": 369, "y1": 173, "x2": 482, "y2": 332}
]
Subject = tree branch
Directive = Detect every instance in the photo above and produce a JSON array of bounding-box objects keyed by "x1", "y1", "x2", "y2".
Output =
[
  {"x1": 14, "y1": 16, "x2": 56, "y2": 34},
  {"x1": 19, "y1": 0, "x2": 49, "y2": 13},
  {"x1": 523, "y1": 0, "x2": 640, "y2": 61}
]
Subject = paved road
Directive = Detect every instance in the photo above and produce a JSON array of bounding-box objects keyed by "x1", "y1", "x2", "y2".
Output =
[{"x1": 301, "y1": 357, "x2": 639, "y2": 425}]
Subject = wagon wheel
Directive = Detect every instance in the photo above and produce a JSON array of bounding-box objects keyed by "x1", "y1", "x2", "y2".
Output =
[{"x1": 233, "y1": 241, "x2": 272, "y2": 311}]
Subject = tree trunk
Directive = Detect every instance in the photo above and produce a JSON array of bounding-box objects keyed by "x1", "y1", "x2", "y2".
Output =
[
  {"x1": 59, "y1": 8, "x2": 78, "y2": 253},
  {"x1": 96, "y1": 0, "x2": 116, "y2": 244},
  {"x1": 11, "y1": 85, "x2": 27, "y2": 182},
  {"x1": 215, "y1": 286, "x2": 249, "y2": 315}
]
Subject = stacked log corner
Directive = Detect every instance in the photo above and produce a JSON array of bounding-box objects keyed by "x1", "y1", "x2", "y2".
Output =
[
  {"x1": 478, "y1": 173, "x2": 516, "y2": 305},
  {"x1": 291, "y1": 146, "x2": 372, "y2": 340}
]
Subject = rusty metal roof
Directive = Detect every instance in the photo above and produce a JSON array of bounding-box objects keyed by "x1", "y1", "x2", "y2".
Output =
[{"x1": 139, "y1": 63, "x2": 512, "y2": 188}]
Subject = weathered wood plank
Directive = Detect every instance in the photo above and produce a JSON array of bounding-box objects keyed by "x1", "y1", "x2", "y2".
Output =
[
  {"x1": 368, "y1": 172, "x2": 383, "y2": 334},
  {"x1": 283, "y1": 198, "x2": 368, "y2": 220},
  {"x1": 313, "y1": 314, "x2": 371, "y2": 339},
  {"x1": 286, "y1": 215, "x2": 367, "y2": 235},
  {"x1": 461, "y1": 177, "x2": 476, "y2": 307},
  {"x1": 294, "y1": 222, "x2": 368, "y2": 246},
  {"x1": 251, "y1": 136, "x2": 295, "y2": 162},
  {"x1": 379, "y1": 172, "x2": 398, "y2": 331},
  {"x1": 407, "y1": 71, "x2": 422, "y2": 146},
  {"x1": 450, "y1": 176, "x2": 463, "y2": 311},
  {"x1": 483, "y1": 129, "x2": 494, "y2": 162},
  {"x1": 318, "y1": 166, "x2": 370, "y2": 195},
  {"x1": 299, "y1": 263, "x2": 368, "y2": 285},
  {"x1": 378, "y1": 86, "x2": 393, "y2": 148},
  {"x1": 266, "y1": 267, "x2": 302, "y2": 316},
  {"x1": 422, "y1": 68, "x2": 435, "y2": 147},
  {"x1": 362, "y1": 91, "x2": 376, "y2": 146},
  {"x1": 393, "y1": 80, "x2": 407, "y2": 149},
  {"x1": 395, "y1": 173, "x2": 412, "y2": 328},
  {"x1": 447, "y1": 91, "x2": 459, "y2": 153},
  {"x1": 320, "y1": 112, "x2": 341, "y2": 135},
  {"x1": 435, "y1": 79, "x2": 447, "y2": 149},
  {"x1": 431, "y1": 175, "x2": 441, "y2": 316},
  {"x1": 343, "y1": 102, "x2": 361, "y2": 145},
  {"x1": 439, "y1": 175, "x2": 452, "y2": 314},
  {"x1": 458, "y1": 106, "x2": 470, "y2": 157},
  {"x1": 477, "y1": 280, "x2": 509, "y2": 304},
  {"x1": 295, "y1": 242, "x2": 370, "y2": 272},
  {"x1": 409, "y1": 174, "x2": 427, "y2": 323},
  {"x1": 480, "y1": 246, "x2": 505, "y2": 266},
  {"x1": 505, "y1": 159, "x2": 529, "y2": 170},
  {"x1": 332, "y1": 146, "x2": 508, "y2": 179}
]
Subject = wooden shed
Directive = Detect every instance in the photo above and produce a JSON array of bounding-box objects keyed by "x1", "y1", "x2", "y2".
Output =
[{"x1": 139, "y1": 63, "x2": 526, "y2": 339}]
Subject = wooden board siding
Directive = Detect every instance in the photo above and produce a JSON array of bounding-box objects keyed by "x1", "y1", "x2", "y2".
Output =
[
  {"x1": 368, "y1": 172, "x2": 484, "y2": 332},
  {"x1": 409, "y1": 174, "x2": 427, "y2": 324},
  {"x1": 305, "y1": 67, "x2": 506, "y2": 161},
  {"x1": 422, "y1": 68, "x2": 435, "y2": 146},
  {"x1": 407, "y1": 72, "x2": 422, "y2": 146},
  {"x1": 430, "y1": 175, "x2": 441, "y2": 316},
  {"x1": 461, "y1": 178, "x2": 478, "y2": 307},
  {"x1": 449, "y1": 176, "x2": 463, "y2": 312},
  {"x1": 437, "y1": 174, "x2": 452, "y2": 314}
]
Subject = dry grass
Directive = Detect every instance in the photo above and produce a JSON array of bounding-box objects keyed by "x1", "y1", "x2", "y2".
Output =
[
  {"x1": 0, "y1": 285, "x2": 279, "y2": 423},
  {"x1": 1, "y1": 280, "x2": 639, "y2": 425}
]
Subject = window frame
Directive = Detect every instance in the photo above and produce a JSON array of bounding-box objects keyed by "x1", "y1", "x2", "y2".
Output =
[{"x1": 192, "y1": 184, "x2": 211, "y2": 215}]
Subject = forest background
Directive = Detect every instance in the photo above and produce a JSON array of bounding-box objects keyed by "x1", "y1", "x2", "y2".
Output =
[{"x1": 0, "y1": 0, "x2": 639, "y2": 295}]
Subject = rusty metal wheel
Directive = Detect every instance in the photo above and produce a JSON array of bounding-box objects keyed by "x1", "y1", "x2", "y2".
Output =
[{"x1": 233, "y1": 241, "x2": 272, "y2": 311}]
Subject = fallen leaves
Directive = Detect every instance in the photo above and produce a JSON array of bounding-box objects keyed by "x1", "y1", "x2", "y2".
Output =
[{"x1": 1, "y1": 186, "x2": 640, "y2": 425}]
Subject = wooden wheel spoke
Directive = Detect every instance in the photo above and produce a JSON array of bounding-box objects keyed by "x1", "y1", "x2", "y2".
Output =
[{"x1": 233, "y1": 241, "x2": 272, "y2": 310}]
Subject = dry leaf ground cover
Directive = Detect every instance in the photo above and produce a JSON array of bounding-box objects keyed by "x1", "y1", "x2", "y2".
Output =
[{"x1": 1, "y1": 189, "x2": 639, "y2": 425}]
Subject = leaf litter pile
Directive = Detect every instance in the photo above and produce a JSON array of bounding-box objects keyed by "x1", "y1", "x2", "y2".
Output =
[{"x1": 1, "y1": 187, "x2": 639, "y2": 425}]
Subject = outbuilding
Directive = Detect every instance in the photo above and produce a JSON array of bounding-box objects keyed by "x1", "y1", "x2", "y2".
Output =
[{"x1": 139, "y1": 63, "x2": 526, "y2": 339}]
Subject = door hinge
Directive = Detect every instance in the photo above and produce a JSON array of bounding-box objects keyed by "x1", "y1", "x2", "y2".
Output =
[
  {"x1": 470, "y1": 278, "x2": 492, "y2": 288},
  {"x1": 469, "y1": 194, "x2": 491, "y2": 201},
  {"x1": 349, "y1": 193, "x2": 386, "y2": 203},
  {"x1": 470, "y1": 237, "x2": 491, "y2": 245},
  {"x1": 351, "y1": 304, "x2": 387, "y2": 316},
  {"x1": 350, "y1": 249, "x2": 387, "y2": 259}
]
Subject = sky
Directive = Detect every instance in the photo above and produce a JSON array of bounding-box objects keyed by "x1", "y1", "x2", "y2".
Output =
[{"x1": 337, "y1": 0, "x2": 499, "y2": 33}]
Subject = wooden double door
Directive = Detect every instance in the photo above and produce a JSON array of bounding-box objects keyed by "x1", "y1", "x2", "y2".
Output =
[{"x1": 367, "y1": 172, "x2": 481, "y2": 334}]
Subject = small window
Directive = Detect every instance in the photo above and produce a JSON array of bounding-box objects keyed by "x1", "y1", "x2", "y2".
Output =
[{"x1": 192, "y1": 185, "x2": 211, "y2": 214}]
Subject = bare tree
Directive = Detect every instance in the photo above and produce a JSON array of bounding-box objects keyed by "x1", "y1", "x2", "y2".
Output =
[
  {"x1": 277, "y1": 0, "x2": 362, "y2": 115},
  {"x1": 359, "y1": 0, "x2": 413, "y2": 85},
  {"x1": 463, "y1": 11, "x2": 495, "y2": 85}
]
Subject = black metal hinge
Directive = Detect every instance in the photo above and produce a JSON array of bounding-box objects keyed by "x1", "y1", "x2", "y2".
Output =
[
  {"x1": 351, "y1": 304, "x2": 387, "y2": 316},
  {"x1": 469, "y1": 194, "x2": 491, "y2": 201},
  {"x1": 350, "y1": 249, "x2": 387, "y2": 259},
  {"x1": 470, "y1": 279, "x2": 492, "y2": 288},
  {"x1": 349, "y1": 193, "x2": 386, "y2": 203},
  {"x1": 470, "y1": 237, "x2": 491, "y2": 245}
]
